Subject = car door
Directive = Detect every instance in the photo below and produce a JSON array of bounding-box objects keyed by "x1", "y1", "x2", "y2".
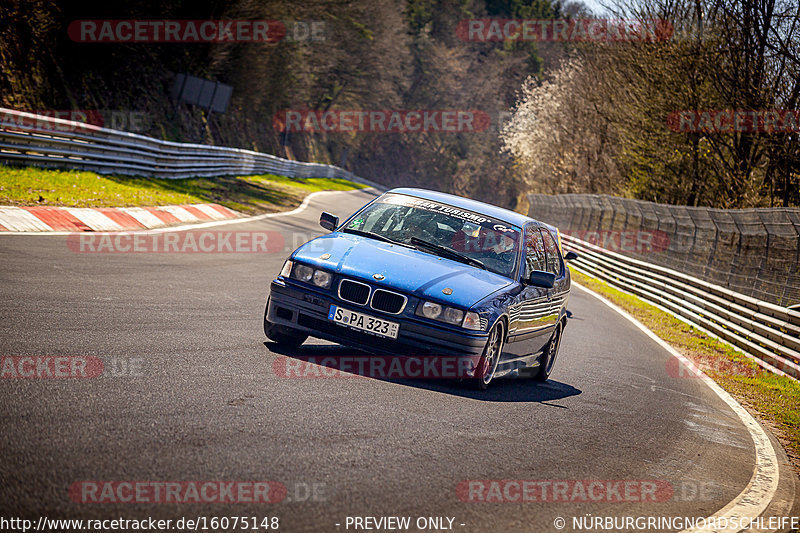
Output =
[
  {"x1": 540, "y1": 227, "x2": 568, "y2": 323},
  {"x1": 506, "y1": 224, "x2": 557, "y2": 354}
]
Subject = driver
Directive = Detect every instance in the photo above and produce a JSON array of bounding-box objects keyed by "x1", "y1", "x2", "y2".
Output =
[
  {"x1": 474, "y1": 227, "x2": 514, "y2": 254},
  {"x1": 487, "y1": 231, "x2": 516, "y2": 254}
]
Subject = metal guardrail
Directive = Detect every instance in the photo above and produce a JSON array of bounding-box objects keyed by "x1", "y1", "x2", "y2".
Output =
[
  {"x1": 0, "y1": 108, "x2": 381, "y2": 187},
  {"x1": 561, "y1": 233, "x2": 800, "y2": 380}
]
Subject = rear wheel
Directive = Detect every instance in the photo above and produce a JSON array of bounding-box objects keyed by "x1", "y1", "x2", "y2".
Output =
[
  {"x1": 474, "y1": 321, "x2": 505, "y2": 390},
  {"x1": 534, "y1": 321, "x2": 563, "y2": 381}
]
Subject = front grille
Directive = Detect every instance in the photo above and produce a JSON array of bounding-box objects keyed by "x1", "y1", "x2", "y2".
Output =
[
  {"x1": 339, "y1": 279, "x2": 370, "y2": 305},
  {"x1": 370, "y1": 289, "x2": 406, "y2": 314}
]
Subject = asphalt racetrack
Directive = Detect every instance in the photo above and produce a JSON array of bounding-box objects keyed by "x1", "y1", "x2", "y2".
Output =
[{"x1": 1, "y1": 188, "x2": 797, "y2": 532}]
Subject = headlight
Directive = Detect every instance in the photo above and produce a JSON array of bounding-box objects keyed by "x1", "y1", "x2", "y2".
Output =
[
  {"x1": 279, "y1": 260, "x2": 294, "y2": 278},
  {"x1": 443, "y1": 307, "x2": 464, "y2": 325},
  {"x1": 312, "y1": 270, "x2": 332, "y2": 288},
  {"x1": 283, "y1": 261, "x2": 333, "y2": 290},
  {"x1": 294, "y1": 264, "x2": 314, "y2": 282},
  {"x1": 419, "y1": 301, "x2": 442, "y2": 319},
  {"x1": 416, "y1": 300, "x2": 481, "y2": 330}
]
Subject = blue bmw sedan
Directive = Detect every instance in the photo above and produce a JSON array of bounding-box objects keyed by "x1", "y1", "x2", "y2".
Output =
[{"x1": 265, "y1": 188, "x2": 575, "y2": 389}]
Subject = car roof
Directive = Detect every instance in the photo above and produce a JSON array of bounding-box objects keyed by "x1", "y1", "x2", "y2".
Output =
[{"x1": 386, "y1": 187, "x2": 536, "y2": 228}]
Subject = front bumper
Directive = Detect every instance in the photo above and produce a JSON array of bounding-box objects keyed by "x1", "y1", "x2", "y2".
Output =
[{"x1": 266, "y1": 279, "x2": 488, "y2": 358}]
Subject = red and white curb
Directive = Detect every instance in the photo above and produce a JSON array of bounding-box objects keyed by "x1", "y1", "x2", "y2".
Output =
[
  {"x1": 0, "y1": 204, "x2": 239, "y2": 233},
  {"x1": 0, "y1": 189, "x2": 378, "y2": 236}
]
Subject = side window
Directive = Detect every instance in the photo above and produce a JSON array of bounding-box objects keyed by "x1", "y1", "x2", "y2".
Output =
[
  {"x1": 540, "y1": 228, "x2": 562, "y2": 276},
  {"x1": 524, "y1": 225, "x2": 547, "y2": 278}
]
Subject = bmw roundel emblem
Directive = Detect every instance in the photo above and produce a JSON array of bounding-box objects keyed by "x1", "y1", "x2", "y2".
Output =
[
  {"x1": 442, "y1": 287, "x2": 453, "y2": 295},
  {"x1": 373, "y1": 273, "x2": 385, "y2": 281}
]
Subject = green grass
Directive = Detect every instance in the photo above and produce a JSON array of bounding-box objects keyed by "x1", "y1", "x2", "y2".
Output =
[
  {"x1": 0, "y1": 165, "x2": 366, "y2": 214},
  {"x1": 571, "y1": 268, "x2": 800, "y2": 471}
]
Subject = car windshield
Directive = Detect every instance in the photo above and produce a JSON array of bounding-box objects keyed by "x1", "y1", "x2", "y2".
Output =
[{"x1": 343, "y1": 193, "x2": 520, "y2": 277}]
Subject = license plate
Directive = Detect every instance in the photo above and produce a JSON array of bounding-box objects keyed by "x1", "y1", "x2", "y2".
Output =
[{"x1": 328, "y1": 305, "x2": 399, "y2": 339}]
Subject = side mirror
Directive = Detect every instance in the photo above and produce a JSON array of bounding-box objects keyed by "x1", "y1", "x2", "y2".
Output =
[
  {"x1": 564, "y1": 251, "x2": 578, "y2": 261},
  {"x1": 527, "y1": 270, "x2": 556, "y2": 288},
  {"x1": 319, "y1": 212, "x2": 339, "y2": 231}
]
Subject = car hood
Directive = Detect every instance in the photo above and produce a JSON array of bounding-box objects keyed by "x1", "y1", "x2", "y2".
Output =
[{"x1": 292, "y1": 233, "x2": 513, "y2": 308}]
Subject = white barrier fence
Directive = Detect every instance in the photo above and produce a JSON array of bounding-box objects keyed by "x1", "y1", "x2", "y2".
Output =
[{"x1": 562, "y1": 233, "x2": 800, "y2": 380}]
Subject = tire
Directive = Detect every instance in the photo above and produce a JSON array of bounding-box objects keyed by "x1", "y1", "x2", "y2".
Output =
[
  {"x1": 534, "y1": 321, "x2": 563, "y2": 382},
  {"x1": 473, "y1": 321, "x2": 505, "y2": 390},
  {"x1": 264, "y1": 303, "x2": 307, "y2": 348}
]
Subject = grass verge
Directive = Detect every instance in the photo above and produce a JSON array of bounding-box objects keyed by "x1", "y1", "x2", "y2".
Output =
[
  {"x1": 570, "y1": 268, "x2": 800, "y2": 472},
  {"x1": 0, "y1": 165, "x2": 366, "y2": 214}
]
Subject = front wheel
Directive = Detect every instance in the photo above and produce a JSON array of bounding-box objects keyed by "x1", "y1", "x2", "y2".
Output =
[
  {"x1": 473, "y1": 321, "x2": 505, "y2": 390},
  {"x1": 534, "y1": 321, "x2": 563, "y2": 381},
  {"x1": 264, "y1": 319, "x2": 308, "y2": 348},
  {"x1": 264, "y1": 302, "x2": 307, "y2": 348}
]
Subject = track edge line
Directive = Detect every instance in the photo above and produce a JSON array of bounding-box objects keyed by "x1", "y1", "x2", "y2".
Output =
[{"x1": 573, "y1": 281, "x2": 784, "y2": 533}]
